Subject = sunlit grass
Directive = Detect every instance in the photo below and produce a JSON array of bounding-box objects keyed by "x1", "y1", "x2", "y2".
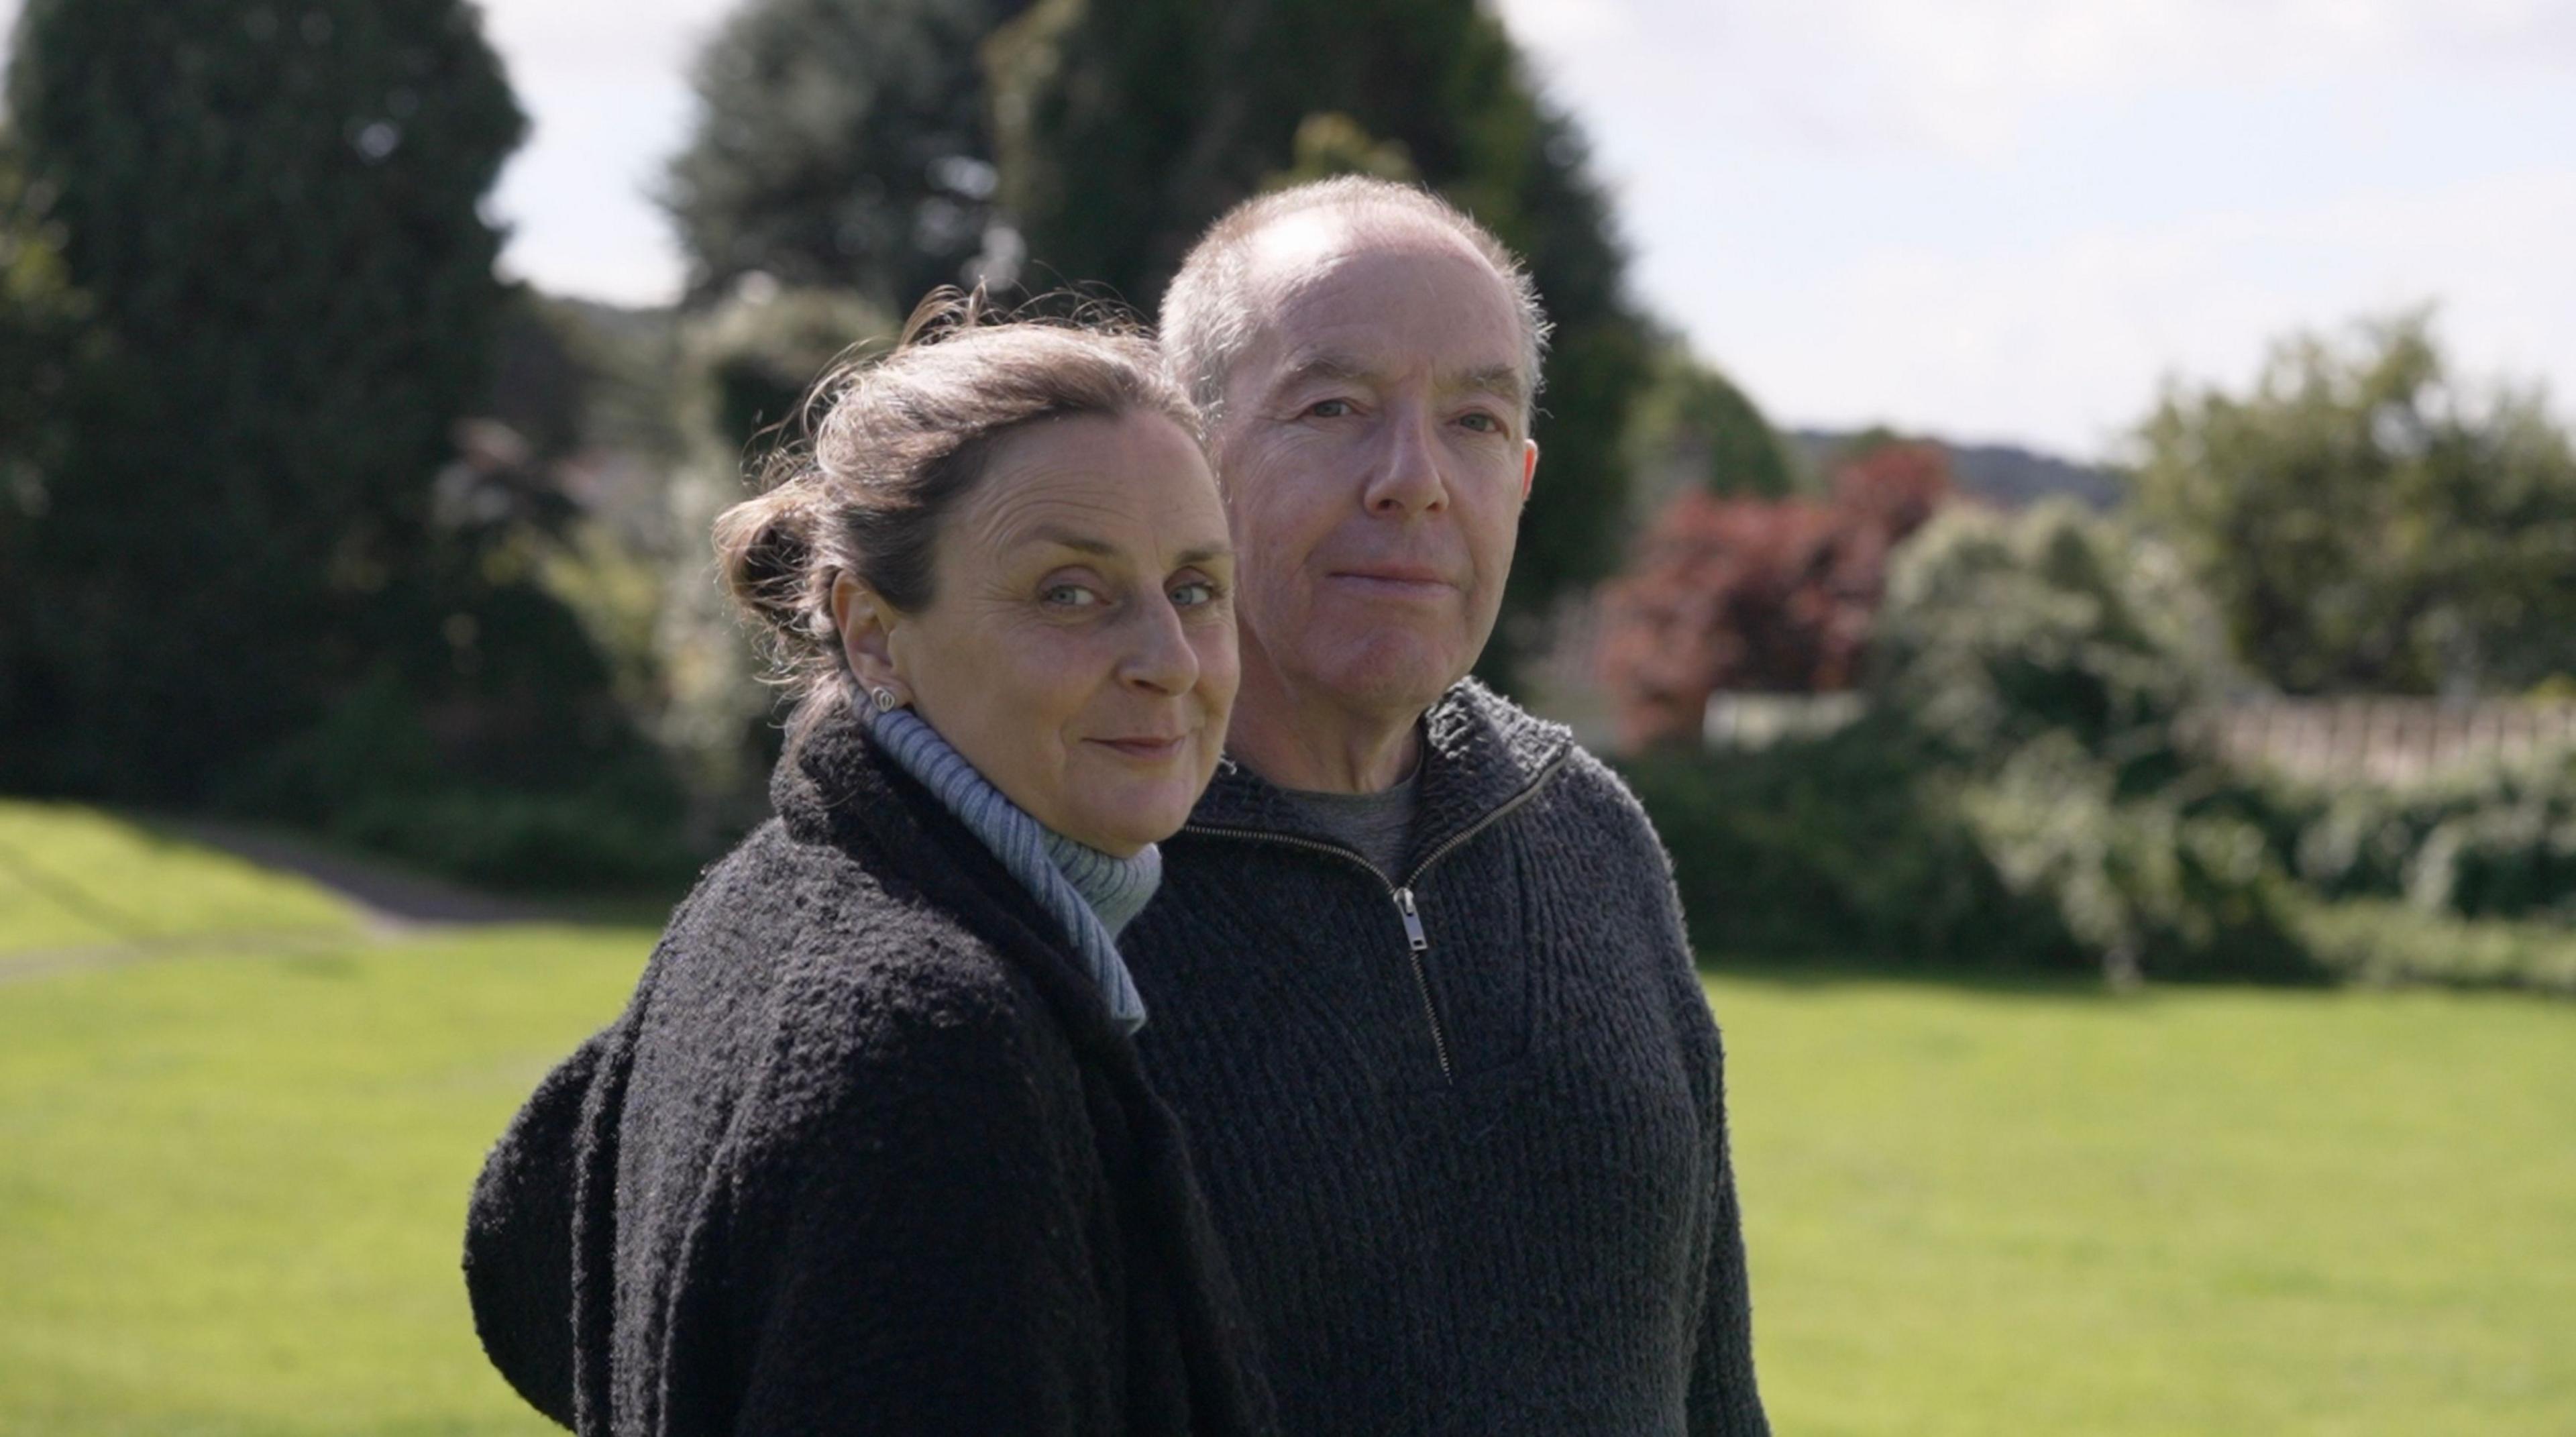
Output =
[
  {"x1": 0, "y1": 801, "x2": 357, "y2": 956},
  {"x1": 0, "y1": 793, "x2": 2567, "y2": 1435},
  {"x1": 1711, "y1": 964, "x2": 2576, "y2": 1436},
  {"x1": 0, "y1": 926, "x2": 647, "y2": 1436}
]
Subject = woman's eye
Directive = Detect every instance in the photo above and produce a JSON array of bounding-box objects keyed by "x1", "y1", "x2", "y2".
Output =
[
  {"x1": 1305, "y1": 398, "x2": 1354, "y2": 419},
  {"x1": 1458, "y1": 411, "x2": 1504, "y2": 435},
  {"x1": 1041, "y1": 583, "x2": 1103, "y2": 608},
  {"x1": 1169, "y1": 580, "x2": 1219, "y2": 608}
]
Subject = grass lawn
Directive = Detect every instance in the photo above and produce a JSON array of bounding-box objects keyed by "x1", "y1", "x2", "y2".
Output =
[
  {"x1": 0, "y1": 806, "x2": 2569, "y2": 1434},
  {"x1": 0, "y1": 801, "x2": 358, "y2": 955},
  {"x1": 0, "y1": 925, "x2": 648, "y2": 1437},
  {"x1": 1712, "y1": 965, "x2": 2576, "y2": 1435}
]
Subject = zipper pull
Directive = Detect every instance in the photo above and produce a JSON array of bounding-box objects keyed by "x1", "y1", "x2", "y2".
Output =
[{"x1": 1393, "y1": 887, "x2": 1429, "y2": 953}]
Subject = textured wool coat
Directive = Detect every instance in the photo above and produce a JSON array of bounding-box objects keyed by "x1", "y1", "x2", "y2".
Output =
[
  {"x1": 1120, "y1": 680, "x2": 1770, "y2": 1435},
  {"x1": 462, "y1": 711, "x2": 1273, "y2": 1436}
]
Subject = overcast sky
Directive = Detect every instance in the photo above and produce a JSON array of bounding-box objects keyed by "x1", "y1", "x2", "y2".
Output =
[{"x1": 7, "y1": 0, "x2": 2573, "y2": 460}]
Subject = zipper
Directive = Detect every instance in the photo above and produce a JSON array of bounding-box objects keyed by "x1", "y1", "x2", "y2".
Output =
[{"x1": 1184, "y1": 746, "x2": 1574, "y2": 1083}]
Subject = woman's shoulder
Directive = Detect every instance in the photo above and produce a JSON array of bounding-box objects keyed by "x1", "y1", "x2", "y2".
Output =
[{"x1": 643, "y1": 816, "x2": 1071, "y2": 1104}]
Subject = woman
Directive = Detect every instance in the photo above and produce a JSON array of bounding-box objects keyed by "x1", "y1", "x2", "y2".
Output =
[{"x1": 463, "y1": 302, "x2": 1271, "y2": 1436}]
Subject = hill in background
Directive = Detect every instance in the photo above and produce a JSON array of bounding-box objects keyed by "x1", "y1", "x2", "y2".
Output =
[{"x1": 1790, "y1": 429, "x2": 2121, "y2": 510}]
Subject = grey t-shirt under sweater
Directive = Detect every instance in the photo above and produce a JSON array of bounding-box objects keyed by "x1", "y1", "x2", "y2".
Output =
[{"x1": 1273, "y1": 765, "x2": 1420, "y2": 880}]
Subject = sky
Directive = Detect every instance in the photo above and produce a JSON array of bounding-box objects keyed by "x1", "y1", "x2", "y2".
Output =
[{"x1": 6, "y1": 0, "x2": 2573, "y2": 460}]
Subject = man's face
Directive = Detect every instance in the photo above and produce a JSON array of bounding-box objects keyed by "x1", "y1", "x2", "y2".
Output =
[{"x1": 1212, "y1": 219, "x2": 1539, "y2": 723}]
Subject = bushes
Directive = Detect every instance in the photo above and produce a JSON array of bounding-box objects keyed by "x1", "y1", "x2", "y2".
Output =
[
  {"x1": 1627, "y1": 500, "x2": 2313, "y2": 983},
  {"x1": 1622, "y1": 723, "x2": 2308, "y2": 981},
  {"x1": 2270, "y1": 748, "x2": 2576, "y2": 923},
  {"x1": 1621, "y1": 718, "x2": 2068, "y2": 966}
]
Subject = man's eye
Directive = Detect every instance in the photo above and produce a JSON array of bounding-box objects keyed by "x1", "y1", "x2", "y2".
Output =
[
  {"x1": 1305, "y1": 398, "x2": 1354, "y2": 419},
  {"x1": 1042, "y1": 584, "x2": 1103, "y2": 608},
  {"x1": 1169, "y1": 579, "x2": 1220, "y2": 608},
  {"x1": 1458, "y1": 411, "x2": 1504, "y2": 434}
]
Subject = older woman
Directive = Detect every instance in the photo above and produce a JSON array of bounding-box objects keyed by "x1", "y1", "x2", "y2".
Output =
[{"x1": 463, "y1": 305, "x2": 1271, "y2": 1436}]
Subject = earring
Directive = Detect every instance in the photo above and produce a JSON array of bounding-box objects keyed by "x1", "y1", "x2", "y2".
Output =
[{"x1": 869, "y1": 685, "x2": 900, "y2": 712}]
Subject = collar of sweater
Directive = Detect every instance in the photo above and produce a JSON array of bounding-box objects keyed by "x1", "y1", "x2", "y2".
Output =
[
  {"x1": 771, "y1": 706, "x2": 1155, "y2": 1040},
  {"x1": 1185, "y1": 680, "x2": 1574, "y2": 875},
  {"x1": 863, "y1": 702, "x2": 1152, "y2": 1034}
]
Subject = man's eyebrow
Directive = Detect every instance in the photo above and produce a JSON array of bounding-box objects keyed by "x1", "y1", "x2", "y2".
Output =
[
  {"x1": 1173, "y1": 542, "x2": 1233, "y2": 568},
  {"x1": 1448, "y1": 364, "x2": 1529, "y2": 408},
  {"x1": 1270, "y1": 352, "x2": 1376, "y2": 392}
]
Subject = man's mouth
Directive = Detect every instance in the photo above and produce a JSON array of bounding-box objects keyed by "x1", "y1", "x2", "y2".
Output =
[{"x1": 1328, "y1": 565, "x2": 1452, "y2": 597}]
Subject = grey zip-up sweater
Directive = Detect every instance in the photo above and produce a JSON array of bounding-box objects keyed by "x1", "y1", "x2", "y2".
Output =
[{"x1": 1120, "y1": 680, "x2": 1768, "y2": 1435}]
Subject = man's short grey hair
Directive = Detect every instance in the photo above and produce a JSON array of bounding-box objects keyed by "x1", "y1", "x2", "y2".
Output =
[{"x1": 1159, "y1": 176, "x2": 1552, "y2": 437}]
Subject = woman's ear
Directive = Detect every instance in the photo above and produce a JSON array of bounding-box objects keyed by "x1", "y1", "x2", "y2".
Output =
[{"x1": 829, "y1": 572, "x2": 908, "y2": 704}]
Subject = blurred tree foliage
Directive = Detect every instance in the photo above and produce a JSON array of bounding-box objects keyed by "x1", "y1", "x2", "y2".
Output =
[
  {"x1": 659, "y1": 284, "x2": 897, "y2": 838},
  {"x1": 0, "y1": 127, "x2": 87, "y2": 551},
  {"x1": 1597, "y1": 443, "x2": 1948, "y2": 748},
  {"x1": 1627, "y1": 500, "x2": 2306, "y2": 983},
  {"x1": 1875, "y1": 499, "x2": 2234, "y2": 787},
  {"x1": 2131, "y1": 311, "x2": 2576, "y2": 696},
  {"x1": 665, "y1": 0, "x2": 1032, "y2": 311},
  {"x1": 1623, "y1": 341, "x2": 1796, "y2": 509},
  {"x1": 1, "y1": 0, "x2": 684, "y2": 884},
  {"x1": 987, "y1": 0, "x2": 1653, "y2": 686}
]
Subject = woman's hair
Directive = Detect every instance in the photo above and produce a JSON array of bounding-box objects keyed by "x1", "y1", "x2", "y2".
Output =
[{"x1": 713, "y1": 290, "x2": 1202, "y2": 745}]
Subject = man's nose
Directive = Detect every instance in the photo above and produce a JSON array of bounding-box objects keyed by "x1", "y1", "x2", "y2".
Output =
[
  {"x1": 1360, "y1": 405, "x2": 1448, "y2": 517},
  {"x1": 1118, "y1": 592, "x2": 1201, "y2": 695}
]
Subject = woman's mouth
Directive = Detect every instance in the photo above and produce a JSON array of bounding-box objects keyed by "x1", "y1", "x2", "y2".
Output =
[{"x1": 1091, "y1": 735, "x2": 1188, "y2": 761}]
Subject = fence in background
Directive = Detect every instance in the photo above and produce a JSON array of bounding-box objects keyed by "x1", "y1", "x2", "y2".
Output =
[
  {"x1": 2186, "y1": 698, "x2": 2576, "y2": 787},
  {"x1": 1693, "y1": 691, "x2": 2576, "y2": 787}
]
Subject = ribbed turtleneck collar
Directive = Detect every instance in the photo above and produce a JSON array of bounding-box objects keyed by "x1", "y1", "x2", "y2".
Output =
[{"x1": 863, "y1": 700, "x2": 1156, "y2": 1035}]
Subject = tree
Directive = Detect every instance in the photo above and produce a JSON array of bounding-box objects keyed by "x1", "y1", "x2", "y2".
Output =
[
  {"x1": 658, "y1": 284, "x2": 898, "y2": 838},
  {"x1": 2130, "y1": 311, "x2": 2576, "y2": 696},
  {"x1": 664, "y1": 0, "x2": 1031, "y2": 313},
  {"x1": 1597, "y1": 442, "x2": 1950, "y2": 749},
  {"x1": 1872, "y1": 500, "x2": 2231, "y2": 781},
  {"x1": 986, "y1": 0, "x2": 1654, "y2": 687},
  {"x1": 1624, "y1": 340, "x2": 1796, "y2": 515},
  {"x1": 1, "y1": 0, "x2": 540, "y2": 803}
]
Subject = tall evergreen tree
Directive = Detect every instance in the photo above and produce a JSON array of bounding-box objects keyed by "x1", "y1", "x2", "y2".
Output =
[
  {"x1": 3, "y1": 0, "x2": 527, "y2": 800},
  {"x1": 665, "y1": 0, "x2": 1030, "y2": 313},
  {"x1": 987, "y1": 0, "x2": 1654, "y2": 685}
]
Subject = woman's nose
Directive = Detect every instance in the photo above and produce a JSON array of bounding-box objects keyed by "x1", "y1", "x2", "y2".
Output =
[{"x1": 1120, "y1": 595, "x2": 1201, "y2": 694}]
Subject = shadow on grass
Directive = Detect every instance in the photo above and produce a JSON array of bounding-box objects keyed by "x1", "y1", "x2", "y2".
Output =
[
  {"x1": 133, "y1": 812, "x2": 693, "y2": 932},
  {"x1": 1695, "y1": 951, "x2": 2357, "y2": 1004}
]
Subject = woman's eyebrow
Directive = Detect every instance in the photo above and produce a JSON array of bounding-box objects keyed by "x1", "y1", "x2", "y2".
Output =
[
  {"x1": 1016, "y1": 526, "x2": 1119, "y2": 557},
  {"x1": 1172, "y1": 543, "x2": 1234, "y2": 568}
]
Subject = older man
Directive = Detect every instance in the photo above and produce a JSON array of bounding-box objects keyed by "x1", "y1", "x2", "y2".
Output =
[{"x1": 1120, "y1": 176, "x2": 1768, "y2": 1434}]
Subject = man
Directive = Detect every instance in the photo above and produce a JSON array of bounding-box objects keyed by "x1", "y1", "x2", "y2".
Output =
[{"x1": 1121, "y1": 176, "x2": 1768, "y2": 1434}]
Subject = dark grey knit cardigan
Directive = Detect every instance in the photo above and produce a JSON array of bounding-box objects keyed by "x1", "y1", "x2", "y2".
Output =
[
  {"x1": 462, "y1": 710, "x2": 1274, "y2": 1436},
  {"x1": 1120, "y1": 680, "x2": 1769, "y2": 1435}
]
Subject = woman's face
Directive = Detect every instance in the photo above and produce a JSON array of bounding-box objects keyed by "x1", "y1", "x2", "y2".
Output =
[{"x1": 879, "y1": 410, "x2": 1239, "y2": 855}]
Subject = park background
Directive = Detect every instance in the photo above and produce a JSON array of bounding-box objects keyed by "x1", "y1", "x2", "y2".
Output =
[{"x1": 1, "y1": 1, "x2": 2572, "y2": 1432}]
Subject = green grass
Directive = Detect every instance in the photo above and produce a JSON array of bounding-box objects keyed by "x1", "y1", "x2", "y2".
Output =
[
  {"x1": 0, "y1": 799, "x2": 2569, "y2": 1434},
  {"x1": 1711, "y1": 963, "x2": 2576, "y2": 1436},
  {"x1": 0, "y1": 926, "x2": 648, "y2": 1436},
  {"x1": 0, "y1": 801, "x2": 358, "y2": 955}
]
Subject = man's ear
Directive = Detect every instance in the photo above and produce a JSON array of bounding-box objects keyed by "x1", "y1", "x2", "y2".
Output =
[
  {"x1": 1519, "y1": 437, "x2": 1540, "y2": 502},
  {"x1": 829, "y1": 571, "x2": 907, "y2": 703}
]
